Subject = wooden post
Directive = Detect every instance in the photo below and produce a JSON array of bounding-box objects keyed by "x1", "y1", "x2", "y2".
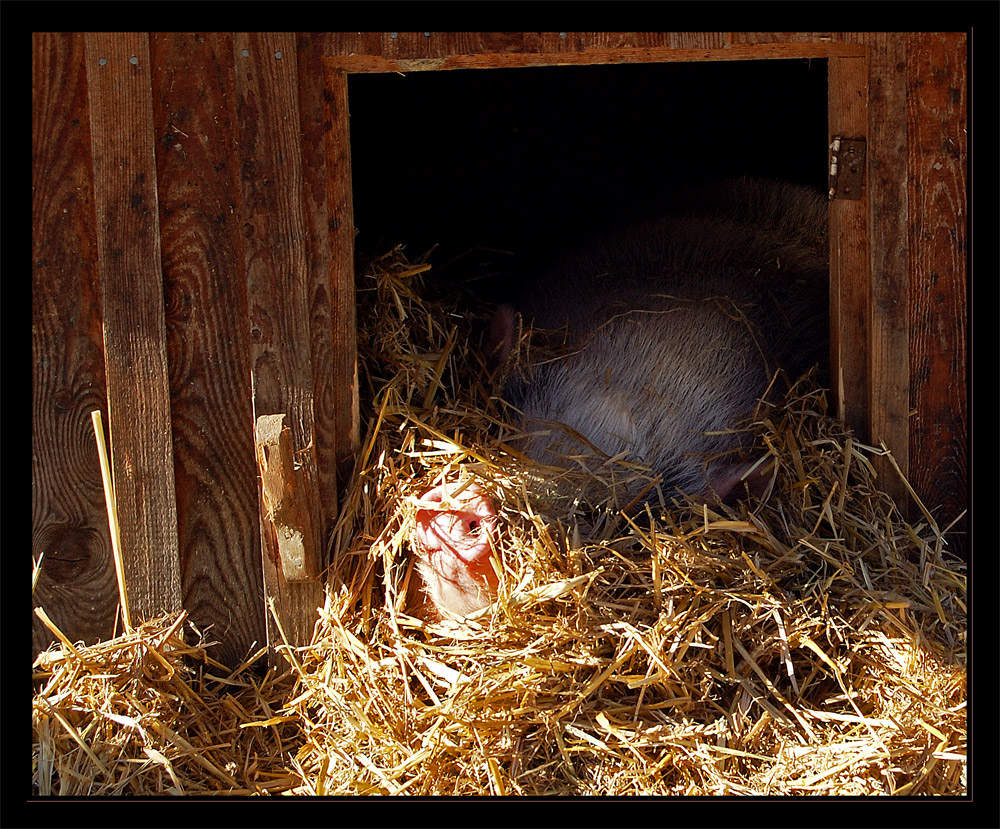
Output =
[
  {"x1": 865, "y1": 34, "x2": 912, "y2": 510},
  {"x1": 827, "y1": 55, "x2": 870, "y2": 439},
  {"x1": 84, "y1": 32, "x2": 183, "y2": 619},
  {"x1": 234, "y1": 32, "x2": 325, "y2": 665},
  {"x1": 904, "y1": 32, "x2": 968, "y2": 551},
  {"x1": 32, "y1": 32, "x2": 119, "y2": 653},
  {"x1": 148, "y1": 32, "x2": 267, "y2": 667}
]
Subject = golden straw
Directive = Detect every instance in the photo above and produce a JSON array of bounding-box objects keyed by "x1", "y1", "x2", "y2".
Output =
[{"x1": 91, "y1": 410, "x2": 132, "y2": 632}]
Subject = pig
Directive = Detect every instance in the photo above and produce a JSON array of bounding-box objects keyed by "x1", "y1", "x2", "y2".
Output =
[
  {"x1": 411, "y1": 482, "x2": 500, "y2": 619},
  {"x1": 494, "y1": 177, "x2": 829, "y2": 503},
  {"x1": 413, "y1": 178, "x2": 829, "y2": 618}
]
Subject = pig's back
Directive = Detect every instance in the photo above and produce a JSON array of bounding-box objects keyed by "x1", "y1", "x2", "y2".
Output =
[
  {"x1": 506, "y1": 179, "x2": 829, "y2": 497},
  {"x1": 523, "y1": 179, "x2": 828, "y2": 371},
  {"x1": 511, "y1": 293, "x2": 769, "y2": 495}
]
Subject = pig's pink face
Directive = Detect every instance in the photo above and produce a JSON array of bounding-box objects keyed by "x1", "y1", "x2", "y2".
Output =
[{"x1": 412, "y1": 483, "x2": 500, "y2": 618}]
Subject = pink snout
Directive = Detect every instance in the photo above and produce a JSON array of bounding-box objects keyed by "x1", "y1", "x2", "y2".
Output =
[{"x1": 412, "y1": 483, "x2": 500, "y2": 614}]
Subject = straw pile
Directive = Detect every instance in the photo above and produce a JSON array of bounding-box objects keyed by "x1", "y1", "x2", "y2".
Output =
[
  {"x1": 32, "y1": 247, "x2": 966, "y2": 797},
  {"x1": 32, "y1": 610, "x2": 301, "y2": 795}
]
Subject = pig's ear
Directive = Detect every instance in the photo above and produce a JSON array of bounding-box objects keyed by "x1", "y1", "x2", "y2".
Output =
[
  {"x1": 486, "y1": 304, "x2": 517, "y2": 370},
  {"x1": 708, "y1": 457, "x2": 774, "y2": 504}
]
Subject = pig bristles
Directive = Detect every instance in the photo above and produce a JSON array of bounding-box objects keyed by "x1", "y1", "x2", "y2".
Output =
[{"x1": 33, "y1": 247, "x2": 966, "y2": 797}]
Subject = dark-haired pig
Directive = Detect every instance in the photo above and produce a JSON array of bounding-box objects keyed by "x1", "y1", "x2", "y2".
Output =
[{"x1": 414, "y1": 178, "x2": 829, "y2": 618}]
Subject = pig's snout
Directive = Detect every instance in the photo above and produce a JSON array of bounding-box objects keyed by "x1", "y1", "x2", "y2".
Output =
[{"x1": 412, "y1": 483, "x2": 500, "y2": 618}]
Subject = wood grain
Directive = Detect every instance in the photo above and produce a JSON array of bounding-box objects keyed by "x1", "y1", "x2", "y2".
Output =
[
  {"x1": 321, "y1": 39, "x2": 863, "y2": 73},
  {"x1": 233, "y1": 32, "x2": 325, "y2": 662},
  {"x1": 828, "y1": 55, "x2": 870, "y2": 436},
  {"x1": 296, "y1": 34, "x2": 346, "y2": 533},
  {"x1": 149, "y1": 32, "x2": 266, "y2": 666},
  {"x1": 84, "y1": 32, "x2": 183, "y2": 620},
  {"x1": 905, "y1": 33, "x2": 967, "y2": 551},
  {"x1": 860, "y1": 33, "x2": 911, "y2": 509},
  {"x1": 320, "y1": 63, "x2": 360, "y2": 495},
  {"x1": 32, "y1": 33, "x2": 119, "y2": 654}
]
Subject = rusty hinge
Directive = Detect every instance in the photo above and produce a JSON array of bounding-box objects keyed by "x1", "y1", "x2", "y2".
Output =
[{"x1": 828, "y1": 136, "x2": 867, "y2": 200}]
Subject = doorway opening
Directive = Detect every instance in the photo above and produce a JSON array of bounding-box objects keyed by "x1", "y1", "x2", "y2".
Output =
[{"x1": 346, "y1": 58, "x2": 828, "y2": 302}]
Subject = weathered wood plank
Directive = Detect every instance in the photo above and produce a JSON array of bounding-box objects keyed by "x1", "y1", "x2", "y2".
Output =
[
  {"x1": 233, "y1": 32, "x2": 325, "y2": 662},
  {"x1": 148, "y1": 32, "x2": 266, "y2": 666},
  {"x1": 905, "y1": 32, "x2": 967, "y2": 550},
  {"x1": 319, "y1": 32, "x2": 868, "y2": 62},
  {"x1": 862, "y1": 34, "x2": 911, "y2": 508},
  {"x1": 321, "y1": 41, "x2": 864, "y2": 73},
  {"x1": 828, "y1": 55, "x2": 870, "y2": 435},
  {"x1": 84, "y1": 33, "x2": 183, "y2": 619},
  {"x1": 296, "y1": 33, "x2": 346, "y2": 530},
  {"x1": 32, "y1": 32, "x2": 119, "y2": 654},
  {"x1": 320, "y1": 63, "x2": 360, "y2": 495}
]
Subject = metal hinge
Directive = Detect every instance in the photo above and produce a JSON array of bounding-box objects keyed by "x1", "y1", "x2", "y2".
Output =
[{"x1": 828, "y1": 137, "x2": 867, "y2": 200}]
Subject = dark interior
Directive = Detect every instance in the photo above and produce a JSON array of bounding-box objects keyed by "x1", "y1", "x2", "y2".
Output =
[{"x1": 346, "y1": 58, "x2": 828, "y2": 301}]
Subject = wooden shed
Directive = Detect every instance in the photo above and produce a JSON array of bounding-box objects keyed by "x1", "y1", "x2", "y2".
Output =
[{"x1": 32, "y1": 32, "x2": 968, "y2": 669}]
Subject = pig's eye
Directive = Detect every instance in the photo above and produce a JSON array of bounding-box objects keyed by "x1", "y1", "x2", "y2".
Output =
[{"x1": 467, "y1": 520, "x2": 481, "y2": 533}]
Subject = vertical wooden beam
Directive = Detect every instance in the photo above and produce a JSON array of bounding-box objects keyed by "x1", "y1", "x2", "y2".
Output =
[
  {"x1": 321, "y1": 60, "x2": 360, "y2": 496},
  {"x1": 84, "y1": 33, "x2": 182, "y2": 620},
  {"x1": 233, "y1": 32, "x2": 325, "y2": 663},
  {"x1": 295, "y1": 34, "x2": 348, "y2": 536},
  {"x1": 905, "y1": 32, "x2": 967, "y2": 550},
  {"x1": 828, "y1": 55, "x2": 870, "y2": 438},
  {"x1": 149, "y1": 32, "x2": 267, "y2": 667},
  {"x1": 32, "y1": 32, "x2": 119, "y2": 653},
  {"x1": 865, "y1": 35, "x2": 911, "y2": 508}
]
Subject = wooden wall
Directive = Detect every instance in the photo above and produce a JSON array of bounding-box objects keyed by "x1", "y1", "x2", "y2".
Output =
[
  {"x1": 904, "y1": 33, "x2": 968, "y2": 543},
  {"x1": 32, "y1": 33, "x2": 356, "y2": 667},
  {"x1": 31, "y1": 32, "x2": 967, "y2": 667}
]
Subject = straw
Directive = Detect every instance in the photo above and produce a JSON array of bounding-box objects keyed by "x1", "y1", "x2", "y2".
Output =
[
  {"x1": 91, "y1": 410, "x2": 131, "y2": 633},
  {"x1": 32, "y1": 247, "x2": 966, "y2": 797}
]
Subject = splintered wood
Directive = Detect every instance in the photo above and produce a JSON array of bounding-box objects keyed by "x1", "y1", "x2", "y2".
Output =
[{"x1": 33, "y1": 248, "x2": 966, "y2": 796}]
